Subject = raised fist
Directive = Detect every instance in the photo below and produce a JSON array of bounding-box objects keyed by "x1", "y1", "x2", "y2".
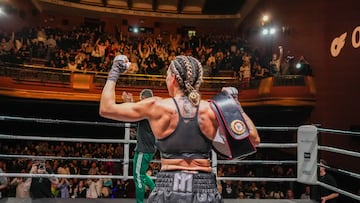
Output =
[{"x1": 107, "y1": 55, "x2": 131, "y2": 82}]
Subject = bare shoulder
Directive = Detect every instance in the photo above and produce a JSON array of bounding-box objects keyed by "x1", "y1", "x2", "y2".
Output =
[
  {"x1": 144, "y1": 97, "x2": 176, "y2": 117},
  {"x1": 198, "y1": 100, "x2": 215, "y2": 118},
  {"x1": 198, "y1": 100, "x2": 218, "y2": 139}
]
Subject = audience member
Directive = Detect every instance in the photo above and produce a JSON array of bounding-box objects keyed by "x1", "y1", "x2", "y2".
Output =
[
  {"x1": 0, "y1": 160, "x2": 9, "y2": 198},
  {"x1": 29, "y1": 160, "x2": 59, "y2": 199},
  {"x1": 9, "y1": 169, "x2": 31, "y2": 198},
  {"x1": 314, "y1": 159, "x2": 339, "y2": 203},
  {"x1": 301, "y1": 185, "x2": 311, "y2": 199}
]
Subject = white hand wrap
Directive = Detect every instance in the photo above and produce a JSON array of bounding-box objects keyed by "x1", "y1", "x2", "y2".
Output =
[{"x1": 107, "y1": 55, "x2": 131, "y2": 82}]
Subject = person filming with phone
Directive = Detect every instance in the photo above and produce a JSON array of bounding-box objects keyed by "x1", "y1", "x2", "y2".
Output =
[{"x1": 29, "y1": 160, "x2": 59, "y2": 199}]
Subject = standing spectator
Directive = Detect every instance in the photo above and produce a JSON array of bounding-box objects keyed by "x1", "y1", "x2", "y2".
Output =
[
  {"x1": 269, "y1": 46, "x2": 283, "y2": 76},
  {"x1": 315, "y1": 159, "x2": 339, "y2": 203},
  {"x1": 239, "y1": 51, "x2": 251, "y2": 88},
  {"x1": 231, "y1": 49, "x2": 243, "y2": 79},
  {"x1": 9, "y1": 169, "x2": 31, "y2": 198},
  {"x1": 122, "y1": 89, "x2": 156, "y2": 203},
  {"x1": 29, "y1": 160, "x2": 59, "y2": 198},
  {"x1": 73, "y1": 180, "x2": 87, "y2": 198}
]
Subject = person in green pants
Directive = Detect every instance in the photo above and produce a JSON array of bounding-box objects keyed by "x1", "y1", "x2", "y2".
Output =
[{"x1": 123, "y1": 89, "x2": 156, "y2": 203}]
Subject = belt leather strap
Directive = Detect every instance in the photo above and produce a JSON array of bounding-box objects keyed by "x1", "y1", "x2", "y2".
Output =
[{"x1": 209, "y1": 91, "x2": 256, "y2": 159}]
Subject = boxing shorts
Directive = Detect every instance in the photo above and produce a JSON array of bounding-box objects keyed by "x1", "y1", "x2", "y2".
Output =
[{"x1": 147, "y1": 170, "x2": 223, "y2": 203}]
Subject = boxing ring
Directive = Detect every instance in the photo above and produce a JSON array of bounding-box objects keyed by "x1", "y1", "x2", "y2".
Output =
[{"x1": 0, "y1": 116, "x2": 359, "y2": 203}]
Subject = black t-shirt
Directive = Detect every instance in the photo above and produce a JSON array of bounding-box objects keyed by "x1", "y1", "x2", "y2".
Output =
[
  {"x1": 30, "y1": 177, "x2": 52, "y2": 198},
  {"x1": 312, "y1": 173, "x2": 338, "y2": 203}
]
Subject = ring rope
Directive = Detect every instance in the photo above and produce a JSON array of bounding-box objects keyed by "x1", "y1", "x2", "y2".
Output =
[
  {"x1": 2, "y1": 116, "x2": 302, "y2": 132},
  {"x1": 0, "y1": 173, "x2": 298, "y2": 183},
  {"x1": 317, "y1": 181, "x2": 360, "y2": 201},
  {"x1": 0, "y1": 172, "x2": 130, "y2": 180},
  {"x1": 318, "y1": 127, "x2": 360, "y2": 136},
  {"x1": 216, "y1": 160, "x2": 297, "y2": 165},
  {"x1": 319, "y1": 163, "x2": 360, "y2": 179},
  {"x1": 256, "y1": 126, "x2": 298, "y2": 131},
  {"x1": 318, "y1": 145, "x2": 360, "y2": 157},
  {"x1": 0, "y1": 134, "x2": 297, "y2": 148},
  {"x1": 0, "y1": 154, "x2": 296, "y2": 165},
  {"x1": 3, "y1": 116, "x2": 360, "y2": 136},
  {"x1": 0, "y1": 154, "x2": 298, "y2": 167},
  {"x1": 0, "y1": 133, "x2": 137, "y2": 144},
  {"x1": 218, "y1": 177, "x2": 297, "y2": 182},
  {"x1": 257, "y1": 143, "x2": 297, "y2": 148},
  {"x1": 1, "y1": 116, "x2": 359, "y2": 201},
  {"x1": 0, "y1": 115, "x2": 136, "y2": 128},
  {"x1": 0, "y1": 154, "x2": 124, "y2": 163}
]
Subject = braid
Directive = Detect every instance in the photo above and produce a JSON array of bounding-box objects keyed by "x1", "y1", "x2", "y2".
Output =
[
  {"x1": 170, "y1": 56, "x2": 203, "y2": 106},
  {"x1": 191, "y1": 56, "x2": 203, "y2": 91},
  {"x1": 169, "y1": 60, "x2": 184, "y2": 89}
]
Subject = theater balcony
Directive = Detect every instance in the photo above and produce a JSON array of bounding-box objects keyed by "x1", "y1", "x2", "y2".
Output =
[{"x1": 0, "y1": 63, "x2": 316, "y2": 126}]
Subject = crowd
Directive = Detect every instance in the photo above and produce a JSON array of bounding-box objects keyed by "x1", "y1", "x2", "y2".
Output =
[
  {"x1": 0, "y1": 136, "x2": 312, "y2": 200},
  {"x1": 0, "y1": 22, "x2": 315, "y2": 200},
  {"x1": 0, "y1": 24, "x2": 312, "y2": 90}
]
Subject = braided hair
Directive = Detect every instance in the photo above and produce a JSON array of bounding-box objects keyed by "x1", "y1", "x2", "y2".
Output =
[{"x1": 169, "y1": 56, "x2": 203, "y2": 106}]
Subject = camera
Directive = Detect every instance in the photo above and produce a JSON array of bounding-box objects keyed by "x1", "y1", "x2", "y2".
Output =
[{"x1": 39, "y1": 163, "x2": 45, "y2": 170}]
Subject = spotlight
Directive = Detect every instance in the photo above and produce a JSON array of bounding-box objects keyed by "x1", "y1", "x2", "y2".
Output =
[
  {"x1": 269, "y1": 28, "x2": 276, "y2": 34},
  {"x1": 262, "y1": 28, "x2": 269, "y2": 35}
]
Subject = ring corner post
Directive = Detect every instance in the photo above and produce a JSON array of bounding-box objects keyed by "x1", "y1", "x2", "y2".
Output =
[{"x1": 297, "y1": 125, "x2": 318, "y2": 185}]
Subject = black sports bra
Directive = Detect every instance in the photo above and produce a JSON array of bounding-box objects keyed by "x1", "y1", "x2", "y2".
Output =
[{"x1": 156, "y1": 98, "x2": 212, "y2": 159}]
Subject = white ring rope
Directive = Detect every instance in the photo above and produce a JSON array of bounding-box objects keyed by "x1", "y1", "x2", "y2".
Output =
[
  {"x1": 3, "y1": 116, "x2": 360, "y2": 136},
  {"x1": 218, "y1": 177, "x2": 297, "y2": 182},
  {"x1": 256, "y1": 126, "x2": 298, "y2": 131},
  {"x1": 0, "y1": 154, "x2": 296, "y2": 165},
  {"x1": 0, "y1": 133, "x2": 137, "y2": 144},
  {"x1": 257, "y1": 143, "x2": 297, "y2": 148},
  {"x1": 318, "y1": 127, "x2": 360, "y2": 136},
  {"x1": 0, "y1": 115, "x2": 137, "y2": 128},
  {"x1": 318, "y1": 145, "x2": 360, "y2": 158},
  {"x1": 0, "y1": 154, "x2": 124, "y2": 163},
  {"x1": 216, "y1": 160, "x2": 297, "y2": 165},
  {"x1": 0, "y1": 172, "x2": 298, "y2": 183},
  {"x1": 0, "y1": 173, "x2": 129, "y2": 180},
  {"x1": 1, "y1": 116, "x2": 360, "y2": 201},
  {"x1": 317, "y1": 181, "x2": 360, "y2": 201},
  {"x1": 319, "y1": 163, "x2": 360, "y2": 180}
]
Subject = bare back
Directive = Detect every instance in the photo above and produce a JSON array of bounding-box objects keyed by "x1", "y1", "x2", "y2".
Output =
[{"x1": 147, "y1": 98, "x2": 218, "y2": 141}]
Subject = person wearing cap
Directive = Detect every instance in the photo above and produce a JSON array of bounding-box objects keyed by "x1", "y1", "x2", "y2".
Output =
[
  {"x1": 122, "y1": 89, "x2": 156, "y2": 203},
  {"x1": 100, "y1": 55, "x2": 260, "y2": 202}
]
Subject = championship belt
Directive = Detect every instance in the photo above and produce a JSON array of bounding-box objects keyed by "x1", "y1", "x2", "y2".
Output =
[{"x1": 209, "y1": 91, "x2": 256, "y2": 159}]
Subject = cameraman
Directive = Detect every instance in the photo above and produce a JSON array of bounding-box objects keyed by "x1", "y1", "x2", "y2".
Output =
[{"x1": 29, "y1": 161, "x2": 59, "y2": 199}]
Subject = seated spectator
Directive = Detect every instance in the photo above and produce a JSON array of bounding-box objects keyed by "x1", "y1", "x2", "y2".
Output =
[
  {"x1": 268, "y1": 185, "x2": 284, "y2": 199},
  {"x1": 300, "y1": 185, "x2": 311, "y2": 199},
  {"x1": 286, "y1": 188, "x2": 295, "y2": 199},
  {"x1": 222, "y1": 180, "x2": 238, "y2": 198}
]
